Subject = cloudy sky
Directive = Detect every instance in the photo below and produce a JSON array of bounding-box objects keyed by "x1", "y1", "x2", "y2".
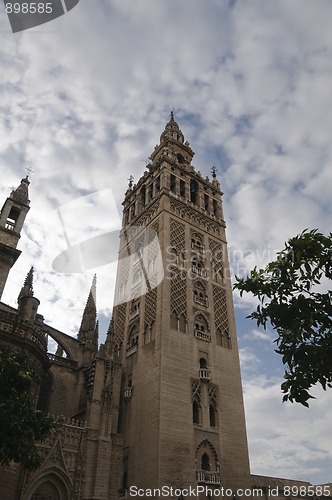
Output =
[{"x1": 1, "y1": 0, "x2": 332, "y2": 487}]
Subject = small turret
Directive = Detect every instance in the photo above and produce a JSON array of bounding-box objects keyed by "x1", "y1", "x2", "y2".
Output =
[
  {"x1": 78, "y1": 275, "x2": 98, "y2": 364},
  {"x1": 17, "y1": 267, "x2": 40, "y2": 321}
]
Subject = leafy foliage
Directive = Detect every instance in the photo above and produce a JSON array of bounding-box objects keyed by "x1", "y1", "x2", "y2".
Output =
[
  {"x1": 0, "y1": 345, "x2": 55, "y2": 469},
  {"x1": 234, "y1": 229, "x2": 332, "y2": 407}
]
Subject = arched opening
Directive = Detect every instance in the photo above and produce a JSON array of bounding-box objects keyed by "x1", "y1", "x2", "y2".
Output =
[
  {"x1": 31, "y1": 480, "x2": 60, "y2": 500},
  {"x1": 28, "y1": 471, "x2": 71, "y2": 500},
  {"x1": 199, "y1": 357, "x2": 207, "y2": 369},
  {"x1": 192, "y1": 257, "x2": 205, "y2": 277},
  {"x1": 190, "y1": 179, "x2": 199, "y2": 204},
  {"x1": 191, "y1": 233, "x2": 204, "y2": 252},
  {"x1": 177, "y1": 153, "x2": 185, "y2": 164},
  {"x1": 216, "y1": 327, "x2": 223, "y2": 346},
  {"x1": 195, "y1": 314, "x2": 208, "y2": 332},
  {"x1": 180, "y1": 179, "x2": 185, "y2": 197},
  {"x1": 170, "y1": 174, "x2": 176, "y2": 193},
  {"x1": 193, "y1": 400, "x2": 200, "y2": 424},
  {"x1": 193, "y1": 281, "x2": 207, "y2": 306},
  {"x1": 5, "y1": 206, "x2": 20, "y2": 230},
  {"x1": 179, "y1": 314, "x2": 187, "y2": 333},
  {"x1": 140, "y1": 185, "x2": 146, "y2": 208},
  {"x1": 170, "y1": 311, "x2": 178, "y2": 331},
  {"x1": 209, "y1": 405, "x2": 217, "y2": 427},
  {"x1": 128, "y1": 325, "x2": 139, "y2": 347},
  {"x1": 201, "y1": 452, "x2": 210, "y2": 471}
]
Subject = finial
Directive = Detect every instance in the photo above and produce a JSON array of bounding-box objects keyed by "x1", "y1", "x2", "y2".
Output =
[
  {"x1": 128, "y1": 175, "x2": 134, "y2": 189},
  {"x1": 211, "y1": 166, "x2": 217, "y2": 179},
  {"x1": 18, "y1": 266, "x2": 34, "y2": 302},
  {"x1": 25, "y1": 164, "x2": 34, "y2": 179},
  {"x1": 24, "y1": 266, "x2": 34, "y2": 294},
  {"x1": 170, "y1": 110, "x2": 174, "y2": 121}
]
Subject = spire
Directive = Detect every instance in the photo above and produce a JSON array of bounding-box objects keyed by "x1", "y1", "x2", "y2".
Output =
[
  {"x1": 10, "y1": 177, "x2": 30, "y2": 206},
  {"x1": 18, "y1": 266, "x2": 34, "y2": 302},
  {"x1": 78, "y1": 275, "x2": 98, "y2": 348},
  {"x1": 17, "y1": 266, "x2": 40, "y2": 321}
]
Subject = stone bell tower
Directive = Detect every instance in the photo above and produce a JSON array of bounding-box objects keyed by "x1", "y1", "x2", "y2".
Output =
[
  {"x1": 0, "y1": 176, "x2": 30, "y2": 300},
  {"x1": 113, "y1": 114, "x2": 251, "y2": 496}
]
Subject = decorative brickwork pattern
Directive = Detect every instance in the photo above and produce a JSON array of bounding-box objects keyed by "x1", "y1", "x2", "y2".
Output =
[
  {"x1": 192, "y1": 379, "x2": 202, "y2": 405},
  {"x1": 209, "y1": 238, "x2": 224, "y2": 281},
  {"x1": 212, "y1": 285, "x2": 229, "y2": 340},
  {"x1": 144, "y1": 288, "x2": 157, "y2": 327},
  {"x1": 208, "y1": 384, "x2": 218, "y2": 409},
  {"x1": 136, "y1": 200, "x2": 160, "y2": 227},
  {"x1": 170, "y1": 218, "x2": 185, "y2": 253},
  {"x1": 170, "y1": 266, "x2": 187, "y2": 317},
  {"x1": 170, "y1": 199, "x2": 221, "y2": 235},
  {"x1": 114, "y1": 303, "x2": 127, "y2": 345}
]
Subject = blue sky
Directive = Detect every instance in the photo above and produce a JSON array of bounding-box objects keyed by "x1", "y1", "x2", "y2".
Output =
[{"x1": 1, "y1": 0, "x2": 332, "y2": 486}]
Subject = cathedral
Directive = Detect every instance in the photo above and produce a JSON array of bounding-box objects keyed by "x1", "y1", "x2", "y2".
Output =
[{"x1": 0, "y1": 116, "x2": 326, "y2": 499}]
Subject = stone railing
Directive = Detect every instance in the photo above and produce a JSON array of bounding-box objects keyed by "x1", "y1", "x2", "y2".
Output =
[
  {"x1": 0, "y1": 310, "x2": 47, "y2": 351},
  {"x1": 199, "y1": 368, "x2": 210, "y2": 381},
  {"x1": 194, "y1": 329, "x2": 211, "y2": 342},
  {"x1": 123, "y1": 387, "x2": 133, "y2": 400},
  {"x1": 196, "y1": 470, "x2": 221, "y2": 484},
  {"x1": 194, "y1": 295, "x2": 208, "y2": 306},
  {"x1": 126, "y1": 344, "x2": 138, "y2": 357}
]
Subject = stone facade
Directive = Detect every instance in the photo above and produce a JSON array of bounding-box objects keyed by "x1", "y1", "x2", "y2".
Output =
[{"x1": 0, "y1": 117, "x2": 330, "y2": 499}]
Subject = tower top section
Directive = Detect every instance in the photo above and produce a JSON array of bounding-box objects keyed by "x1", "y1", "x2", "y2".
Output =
[
  {"x1": 149, "y1": 113, "x2": 195, "y2": 167},
  {"x1": 10, "y1": 176, "x2": 30, "y2": 207},
  {"x1": 160, "y1": 111, "x2": 184, "y2": 144},
  {"x1": 122, "y1": 115, "x2": 223, "y2": 229}
]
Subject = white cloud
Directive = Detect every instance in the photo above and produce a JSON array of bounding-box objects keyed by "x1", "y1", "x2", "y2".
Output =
[{"x1": 243, "y1": 376, "x2": 332, "y2": 485}]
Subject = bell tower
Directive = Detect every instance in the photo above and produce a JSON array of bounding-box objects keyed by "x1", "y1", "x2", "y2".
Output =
[
  {"x1": 113, "y1": 115, "x2": 251, "y2": 496},
  {"x1": 0, "y1": 176, "x2": 30, "y2": 300}
]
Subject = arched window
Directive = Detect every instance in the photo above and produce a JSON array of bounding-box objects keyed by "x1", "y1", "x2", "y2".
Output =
[
  {"x1": 192, "y1": 257, "x2": 206, "y2": 277},
  {"x1": 170, "y1": 311, "x2": 178, "y2": 330},
  {"x1": 201, "y1": 452, "x2": 210, "y2": 471},
  {"x1": 209, "y1": 404, "x2": 217, "y2": 427},
  {"x1": 193, "y1": 400, "x2": 200, "y2": 424},
  {"x1": 193, "y1": 281, "x2": 207, "y2": 306},
  {"x1": 190, "y1": 179, "x2": 199, "y2": 204},
  {"x1": 170, "y1": 174, "x2": 176, "y2": 193},
  {"x1": 127, "y1": 325, "x2": 139, "y2": 348},
  {"x1": 5, "y1": 206, "x2": 20, "y2": 231},
  {"x1": 177, "y1": 153, "x2": 185, "y2": 164},
  {"x1": 149, "y1": 182, "x2": 154, "y2": 200},
  {"x1": 194, "y1": 314, "x2": 210, "y2": 342},
  {"x1": 216, "y1": 327, "x2": 223, "y2": 346},
  {"x1": 143, "y1": 324, "x2": 151, "y2": 345},
  {"x1": 180, "y1": 179, "x2": 185, "y2": 197},
  {"x1": 179, "y1": 314, "x2": 187, "y2": 333},
  {"x1": 199, "y1": 357, "x2": 208, "y2": 369},
  {"x1": 191, "y1": 233, "x2": 204, "y2": 252},
  {"x1": 195, "y1": 314, "x2": 208, "y2": 332},
  {"x1": 140, "y1": 185, "x2": 146, "y2": 208}
]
